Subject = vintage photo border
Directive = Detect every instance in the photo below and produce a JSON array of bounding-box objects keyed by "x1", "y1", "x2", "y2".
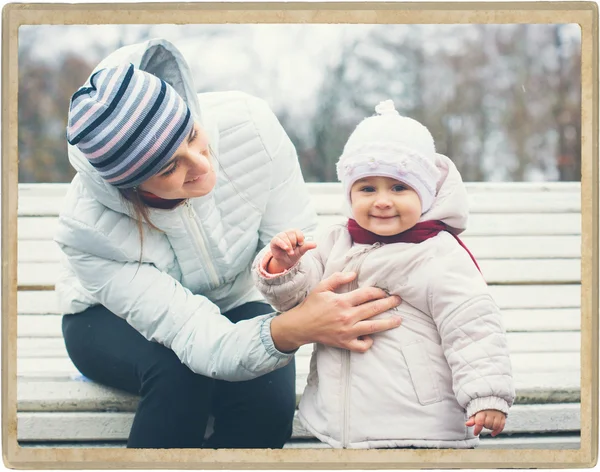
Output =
[{"x1": 2, "y1": 2, "x2": 598, "y2": 468}]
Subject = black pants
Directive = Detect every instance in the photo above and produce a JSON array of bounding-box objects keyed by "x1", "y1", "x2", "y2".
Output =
[{"x1": 62, "y1": 302, "x2": 296, "y2": 449}]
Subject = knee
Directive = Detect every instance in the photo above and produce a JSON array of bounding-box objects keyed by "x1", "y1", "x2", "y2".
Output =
[
  {"x1": 140, "y1": 346, "x2": 212, "y2": 397},
  {"x1": 263, "y1": 384, "x2": 296, "y2": 420},
  {"x1": 255, "y1": 371, "x2": 297, "y2": 425},
  {"x1": 255, "y1": 395, "x2": 295, "y2": 447}
]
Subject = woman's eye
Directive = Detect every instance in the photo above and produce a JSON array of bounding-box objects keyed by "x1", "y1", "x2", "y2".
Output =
[
  {"x1": 189, "y1": 129, "x2": 198, "y2": 142},
  {"x1": 161, "y1": 163, "x2": 177, "y2": 177}
]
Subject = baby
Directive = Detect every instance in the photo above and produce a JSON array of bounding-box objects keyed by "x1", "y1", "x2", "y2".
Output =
[{"x1": 253, "y1": 100, "x2": 515, "y2": 449}]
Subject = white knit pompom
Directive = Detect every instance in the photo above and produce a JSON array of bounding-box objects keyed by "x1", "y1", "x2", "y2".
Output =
[{"x1": 375, "y1": 100, "x2": 398, "y2": 116}]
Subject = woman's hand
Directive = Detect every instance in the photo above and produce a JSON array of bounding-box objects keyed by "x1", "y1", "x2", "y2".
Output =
[
  {"x1": 267, "y1": 229, "x2": 317, "y2": 274},
  {"x1": 466, "y1": 410, "x2": 507, "y2": 437},
  {"x1": 270, "y1": 271, "x2": 402, "y2": 353}
]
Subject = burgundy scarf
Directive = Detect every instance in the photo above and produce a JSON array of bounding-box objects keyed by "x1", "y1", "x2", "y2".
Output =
[
  {"x1": 347, "y1": 219, "x2": 481, "y2": 273},
  {"x1": 138, "y1": 190, "x2": 185, "y2": 210}
]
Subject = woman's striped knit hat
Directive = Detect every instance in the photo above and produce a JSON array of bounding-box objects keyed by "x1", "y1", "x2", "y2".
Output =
[{"x1": 66, "y1": 63, "x2": 193, "y2": 189}]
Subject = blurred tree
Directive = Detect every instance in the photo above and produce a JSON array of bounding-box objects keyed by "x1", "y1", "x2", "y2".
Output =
[
  {"x1": 553, "y1": 24, "x2": 582, "y2": 181},
  {"x1": 303, "y1": 39, "x2": 359, "y2": 182},
  {"x1": 18, "y1": 24, "x2": 582, "y2": 183},
  {"x1": 303, "y1": 24, "x2": 581, "y2": 182},
  {"x1": 19, "y1": 31, "x2": 94, "y2": 183}
]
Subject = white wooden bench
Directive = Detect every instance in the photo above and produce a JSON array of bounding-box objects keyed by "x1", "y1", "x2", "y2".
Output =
[{"x1": 16, "y1": 182, "x2": 582, "y2": 449}]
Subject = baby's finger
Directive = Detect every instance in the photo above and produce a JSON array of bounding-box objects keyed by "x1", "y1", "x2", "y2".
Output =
[
  {"x1": 346, "y1": 335, "x2": 374, "y2": 353},
  {"x1": 279, "y1": 233, "x2": 295, "y2": 255},
  {"x1": 299, "y1": 241, "x2": 317, "y2": 256},
  {"x1": 499, "y1": 416, "x2": 506, "y2": 434},
  {"x1": 490, "y1": 416, "x2": 500, "y2": 437},
  {"x1": 295, "y1": 230, "x2": 306, "y2": 246},
  {"x1": 494, "y1": 416, "x2": 506, "y2": 437},
  {"x1": 484, "y1": 415, "x2": 495, "y2": 432},
  {"x1": 473, "y1": 412, "x2": 486, "y2": 436},
  {"x1": 284, "y1": 230, "x2": 299, "y2": 249},
  {"x1": 465, "y1": 416, "x2": 475, "y2": 427},
  {"x1": 271, "y1": 235, "x2": 290, "y2": 253}
]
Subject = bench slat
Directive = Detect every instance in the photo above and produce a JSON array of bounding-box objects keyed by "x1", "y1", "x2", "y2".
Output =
[
  {"x1": 17, "y1": 258, "x2": 582, "y2": 289},
  {"x1": 15, "y1": 332, "x2": 581, "y2": 361},
  {"x1": 480, "y1": 259, "x2": 580, "y2": 284},
  {"x1": 19, "y1": 213, "x2": 582, "y2": 242},
  {"x1": 315, "y1": 214, "x2": 581, "y2": 237},
  {"x1": 17, "y1": 308, "x2": 581, "y2": 338},
  {"x1": 16, "y1": 285, "x2": 582, "y2": 315},
  {"x1": 282, "y1": 435, "x2": 582, "y2": 450},
  {"x1": 17, "y1": 236, "x2": 583, "y2": 262},
  {"x1": 17, "y1": 182, "x2": 581, "y2": 216},
  {"x1": 491, "y1": 285, "x2": 580, "y2": 309},
  {"x1": 463, "y1": 235, "x2": 581, "y2": 259},
  {"x1": 16, "y1": 403, "x2": 581, "y2": 441},
  {"x1": 19, "y1": 193, "x2": 582, "y2": 216},
  {"x1": 18, "y1": 217, "x2": 59, "y2": 241},
  {"x1": 17, "y1": 352, "x2": 580, "y2": 380},
  {"x1": 17, "y1": 435, "x2": 583, "y2": 449},
  {"x1": 17, "y1": 369, "x2": 580, "y2": 414}
]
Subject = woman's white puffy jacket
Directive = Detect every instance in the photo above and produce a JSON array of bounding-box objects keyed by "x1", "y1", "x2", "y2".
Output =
[
  {"x1": 253, "y1": 156, "x2": 515, "y2": 448},
  {"x1": 54, "y1": 39, "x2": 317, "y2": 382}
]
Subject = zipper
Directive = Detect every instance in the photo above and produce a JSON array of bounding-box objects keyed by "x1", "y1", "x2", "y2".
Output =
[
  {"x1": 340, "y1": 242, "x2": 381, "y2": 448},
  {"x1": 183, "y1": 200, "x2": 220, "y2": 288},
  {"x1": 341, "y1": 349, "x2": 351, "y2": 447}
]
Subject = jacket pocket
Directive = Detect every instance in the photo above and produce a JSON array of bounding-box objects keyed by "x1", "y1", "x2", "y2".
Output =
[{"x1": 401, "y1": 341, "x2": 442, "y2": 406}]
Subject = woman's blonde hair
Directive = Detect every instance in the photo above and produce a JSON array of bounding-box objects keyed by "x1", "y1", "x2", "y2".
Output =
[{"x1": 119, "y1": 188, "x2": 161, "y2": 263}]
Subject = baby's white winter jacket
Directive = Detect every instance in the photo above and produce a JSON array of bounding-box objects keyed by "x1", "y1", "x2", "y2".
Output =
[{"x1": 253, "y1": 155, "x2": 515, "y2": 448}]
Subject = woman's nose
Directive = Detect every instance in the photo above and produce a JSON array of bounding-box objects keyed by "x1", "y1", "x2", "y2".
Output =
[{"x1": 186, "y1": 149, "x2": 211, "y2": 172}]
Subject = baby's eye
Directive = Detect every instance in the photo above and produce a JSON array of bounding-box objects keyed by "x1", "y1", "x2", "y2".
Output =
[
  {"x1": 392, "y1": 184, "x2": 406, "y2": 192},
  {"x1": 360, "y1": 186, "x2": 375, "y2": 193}
]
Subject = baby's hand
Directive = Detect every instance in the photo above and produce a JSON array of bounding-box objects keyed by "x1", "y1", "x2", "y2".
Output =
[
  {"x1": 267, "y1": 229, "x2": 317, "y2": 273},
  {"x1": 466, "y1": 409, "x2": 506, "y2": 437}
]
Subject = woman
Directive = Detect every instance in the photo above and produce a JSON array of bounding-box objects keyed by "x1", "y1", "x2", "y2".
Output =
[{"x1": 56, "y1": 39, "x2": 401, "y2": 449}]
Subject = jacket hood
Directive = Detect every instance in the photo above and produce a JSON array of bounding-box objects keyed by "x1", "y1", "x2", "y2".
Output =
[
  {"x1": 67, "y1": 38, "x2": 220, "y2": 215},
  {"x1": 419, "y1": 153, "x2": 469, "y2": 234}
]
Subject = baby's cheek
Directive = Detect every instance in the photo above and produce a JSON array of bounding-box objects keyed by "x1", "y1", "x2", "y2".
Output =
[{"x1": 408, "y1": 201, "x2": 422, "y2": 219}]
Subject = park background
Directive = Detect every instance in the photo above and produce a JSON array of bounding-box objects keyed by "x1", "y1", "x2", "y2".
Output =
[{"x1": 18, "y1": 23, "x2": 581, "y2": 184}]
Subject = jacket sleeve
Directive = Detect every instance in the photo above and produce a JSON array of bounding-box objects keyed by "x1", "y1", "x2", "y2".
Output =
[
  {"x1": 56, "y1": 220, "x2": 293, "y2": 382},
  {"x1": 427, "y1": 242, "x2": 516, "y2": 418},
  {"x1": 246, "y1": 97, "x2": 318, "y2": 250},
  {"x1": 251, "y1": 245, "x2": 325, "y2": 313}
]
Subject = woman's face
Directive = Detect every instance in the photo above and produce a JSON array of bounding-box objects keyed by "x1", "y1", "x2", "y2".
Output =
[{"x1": 138, "y1": 123, "x2": 216, "y2": 199}]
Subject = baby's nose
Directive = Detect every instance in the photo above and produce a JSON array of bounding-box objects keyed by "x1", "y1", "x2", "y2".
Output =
[{"x1": 374, "y1": 197, "x2": 392, "y2": 207}]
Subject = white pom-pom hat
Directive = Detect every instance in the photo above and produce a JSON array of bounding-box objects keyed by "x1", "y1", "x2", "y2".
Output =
[{"x1": 336, "y1": 100, "x2": 441, "y2": 214}]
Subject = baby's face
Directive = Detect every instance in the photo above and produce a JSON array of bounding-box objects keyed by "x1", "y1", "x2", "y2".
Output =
[{"x1": 350, "y1": 176, "x2": 421, "y2": 236}]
